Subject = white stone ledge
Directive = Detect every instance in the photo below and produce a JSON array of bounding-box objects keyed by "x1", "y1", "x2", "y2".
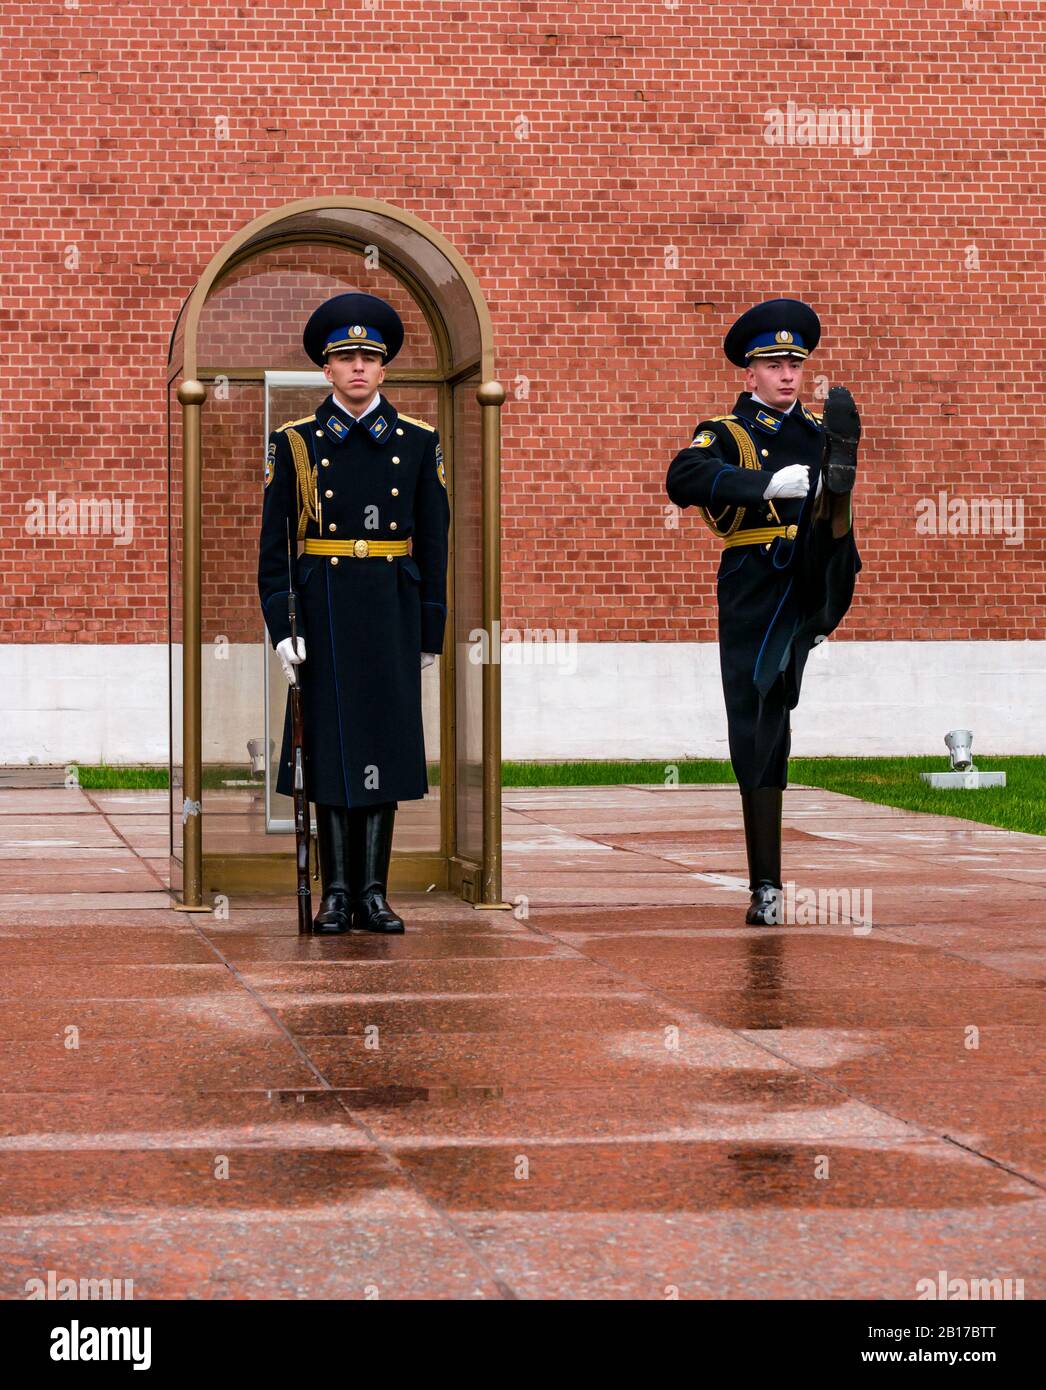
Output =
[{"x1": 0, "y1": 641, "x2": 1041, "y2": 763}]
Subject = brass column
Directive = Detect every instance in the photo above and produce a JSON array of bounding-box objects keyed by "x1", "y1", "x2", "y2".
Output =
[
  {"x1": 173, "y1": 379, "x2": 210, "y2": 911},
  {"x1": 477, "y1": 380, "x2": 506, "y2": 907}
]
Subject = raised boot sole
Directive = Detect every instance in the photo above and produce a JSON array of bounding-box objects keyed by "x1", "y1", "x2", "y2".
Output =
[{"x1": 821, "y1": 385, "x2": 861, "y2": 495}]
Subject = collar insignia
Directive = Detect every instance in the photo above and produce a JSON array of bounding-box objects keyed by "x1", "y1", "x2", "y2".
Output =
[{"x1": 754, "y1": 409, "x2": 783, "y2": 433}]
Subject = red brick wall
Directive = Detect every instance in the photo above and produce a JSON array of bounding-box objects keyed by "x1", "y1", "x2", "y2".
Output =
[{"x1": 2, "y1": 1, "x2": 1041, "y2": 647}]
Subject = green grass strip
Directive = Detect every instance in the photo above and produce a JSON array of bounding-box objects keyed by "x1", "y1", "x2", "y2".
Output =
[{"x1": 66, "y1": 757, "x2": 1045, "y2": 835}]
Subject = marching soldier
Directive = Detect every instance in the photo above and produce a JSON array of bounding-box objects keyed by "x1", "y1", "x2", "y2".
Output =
[
  {"x1": 258, "y1": 292, "x2": 449, "y2": 934},
  {"x1": 666, "y1": 298, "x2": 861, "y2": 924}
]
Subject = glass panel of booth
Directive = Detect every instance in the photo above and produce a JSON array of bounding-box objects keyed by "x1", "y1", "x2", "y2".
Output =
[
  {"x1": 196, "y1": 243, "x2": 438, "y2": 373},
  {"x1": 205, "y1": 208, "x2": 481, "y2": 367},
  {"x1": 453, "y1": 373, "x2": 483, "y2": 868},
  {"x1": 166, "y1": 373, "x2": 184, "y2": 896},
  {"x1": 165, "y1": 203, "x2": 489, "y2": 896},
  {"x1": 196, "y1": 377, "x2": 268, "y2": 855}
]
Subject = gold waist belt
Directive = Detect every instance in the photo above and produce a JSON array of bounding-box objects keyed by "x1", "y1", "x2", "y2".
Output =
[
  {"x1": 722, "y1": 524, "x2": 798, "y2": 549},
  {"x1": 304, "y1": 538, "x2": 410, "y2": 558}
]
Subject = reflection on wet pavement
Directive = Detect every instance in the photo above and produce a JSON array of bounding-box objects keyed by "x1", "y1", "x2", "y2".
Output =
[{"x1": 0, "y1": 783, "x2": 1041, "y2": 1298}]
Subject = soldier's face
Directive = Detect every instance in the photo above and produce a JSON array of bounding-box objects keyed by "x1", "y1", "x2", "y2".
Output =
[
  {"x1": 745, "y1": 356, "x2": 805, "y2": 408},
  {"x1": 324, "y1": 349, "x2": 386, "y2": 406}
]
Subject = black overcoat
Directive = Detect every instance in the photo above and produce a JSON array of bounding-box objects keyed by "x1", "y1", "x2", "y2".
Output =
[
  {"x1": 258, "y1": 392, "x2": 450, "y2": 807},
  {"x1": 666, "y1": 392, "x2": 860, "y2": 790}
]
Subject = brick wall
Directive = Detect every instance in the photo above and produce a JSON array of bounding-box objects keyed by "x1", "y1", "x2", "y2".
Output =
[{"x1": 2, "y1": 0, "x2": 1042, "y2": 650}]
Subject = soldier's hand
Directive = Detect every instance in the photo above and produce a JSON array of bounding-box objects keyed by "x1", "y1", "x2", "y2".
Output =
[
  {"x1": 276, "y1": 636, "x2": 307, "y2": 685},
  {"x1": 764, "y1": 464, "x2": 810, "y2": 500}
]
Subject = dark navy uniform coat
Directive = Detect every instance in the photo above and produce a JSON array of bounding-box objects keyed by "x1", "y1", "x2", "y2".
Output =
[
  {"x1": 666, "y1": 391, "x2": 859, "y2": 790},
  {"x1": 258, "y1": 392, "x2": 450, "y2": 808}
]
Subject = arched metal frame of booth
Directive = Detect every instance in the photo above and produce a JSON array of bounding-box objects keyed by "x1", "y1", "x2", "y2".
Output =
[{"x1": 166, "y1": 198, "x2": 506, "y2": 911}]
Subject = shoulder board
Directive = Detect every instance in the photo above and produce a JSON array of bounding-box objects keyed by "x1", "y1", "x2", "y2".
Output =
[
  {"x1": 397, "y1": 413, "x2": 436, "y2": 433},
  {"x1": 276, "y1": 415, "x2": 315, "y2": 432}
]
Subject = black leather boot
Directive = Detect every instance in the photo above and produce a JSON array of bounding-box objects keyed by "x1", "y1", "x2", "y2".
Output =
[
  {"x1": 313, "y1": 803, "x2": 354, "y2": 934},
  {"x1": 741, "y1": 787, "x2": 783, "y2": 926},
  {"x1": 354, "y1": 802, "x2": 405, "y2": 934},
  {"x1": 820, "y1": 385, "x2": 861, "y2": 494}
]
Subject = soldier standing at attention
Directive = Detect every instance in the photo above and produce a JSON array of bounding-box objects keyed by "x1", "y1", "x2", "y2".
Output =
[
  {"x1": 666, "y1": 299, "x2": 861, "y2": 925},
  {"x1": 258, "y1": 293, "x2": 450, "y2": 934}
]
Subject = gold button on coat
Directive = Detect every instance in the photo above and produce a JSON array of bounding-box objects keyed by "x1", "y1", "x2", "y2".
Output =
[
  {"x1": 329, "y1": 523, "x2": 337, "y2": 532},
  {"x1": 391, "y1": 488, "x2": 399, "y2": 497},
  {"x1": 761, "y1": 449, "x2": 769, "y2": 457},
  {"x1": 330, "y1": 556, "x2": 339, "y2": 566},
  {"x1": 389, "y1": 522, "x2": 397, "y2": 530},
  {"x1": 325, "y1": 489, "x2": 333, "y2": 498},
  {"x1": 392, "y1": 456, "x2": 400, "y2": 464}
]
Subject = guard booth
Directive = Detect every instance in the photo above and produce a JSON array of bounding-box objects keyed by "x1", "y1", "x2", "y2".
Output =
[{"x1": 166, "y1": 199, "x2": 505, "y2": 910}]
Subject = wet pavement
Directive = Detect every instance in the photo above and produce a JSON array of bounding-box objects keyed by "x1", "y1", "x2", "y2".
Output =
[{"x1": 0, "y1": 783, "x2": 1042, "y2": 1299}]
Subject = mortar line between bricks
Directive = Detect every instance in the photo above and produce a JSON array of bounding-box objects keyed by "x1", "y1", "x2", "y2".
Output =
[{"x1": 188, "y1": 921, "x2": 519, "y2": 1300}]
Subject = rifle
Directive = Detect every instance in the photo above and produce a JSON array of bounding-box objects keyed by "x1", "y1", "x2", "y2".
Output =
[{"x1": 287, "y1": 520, "x2": 314, "y2": 934}]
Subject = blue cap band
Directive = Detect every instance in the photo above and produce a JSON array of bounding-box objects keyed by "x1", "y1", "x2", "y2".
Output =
[
  {"x1": 745, "y1": 329, "x2": 808, "y2": 359},
  {"x1": 323, "y1": 324, "x2": 387, "y2": 356}
]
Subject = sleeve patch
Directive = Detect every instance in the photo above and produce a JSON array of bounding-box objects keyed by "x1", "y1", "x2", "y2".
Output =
[
  {"x1": 692, "y1": 430, "x2": 715, "y2": 448},
  {"x1": 264, "y1": 440, "x2": 276, "y2": 488},
  {"x1": 435, "y1": 440, "x2": 446, "y2": 488}
]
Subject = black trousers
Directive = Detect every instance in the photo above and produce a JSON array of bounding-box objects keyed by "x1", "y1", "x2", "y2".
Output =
[{"x1": 717, "y1": 518, "x2": 860, "y2": 791}]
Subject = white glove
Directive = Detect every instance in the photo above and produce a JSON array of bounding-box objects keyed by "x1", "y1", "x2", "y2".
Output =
[
  {"x1": 276, "y1": 636, "x2": 306, "y2": 685},
  {"x1": 764, "y1": 464, "x2": 810, "y2": 500},
  {"x1": 421, "y1": 652, "x2": 436, "y2": 669}
]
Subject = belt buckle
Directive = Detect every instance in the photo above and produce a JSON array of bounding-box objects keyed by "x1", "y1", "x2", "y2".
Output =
[{"x1": 353, "y1": 539, "x2": 369, "y2": 558}]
